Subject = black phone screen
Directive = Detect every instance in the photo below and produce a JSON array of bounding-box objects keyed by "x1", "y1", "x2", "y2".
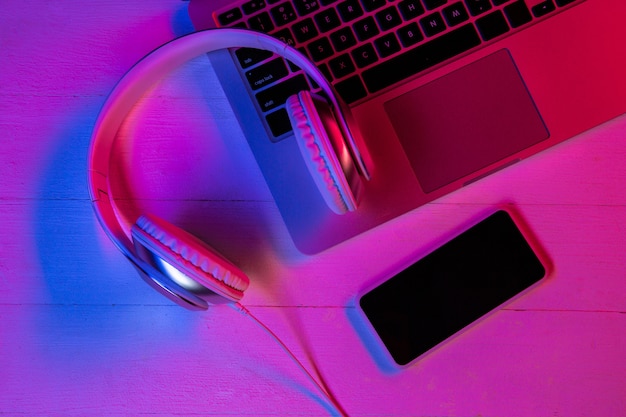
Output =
[{"x1": 359, "y1": 210, "x2": 547, "y2": 366}]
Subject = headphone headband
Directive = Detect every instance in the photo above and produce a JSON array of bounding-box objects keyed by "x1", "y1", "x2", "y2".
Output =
[
  {"x1": 90, "y1": 28, "x2": 367, "y2": 249},
  {"x1": 88, "y1": 28, "x2": 368, "y2": 308}
]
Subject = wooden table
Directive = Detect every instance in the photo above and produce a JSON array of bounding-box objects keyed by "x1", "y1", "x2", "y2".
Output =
[{"x1": 2, "y1": 1, "x2": 624, "y2": 415}]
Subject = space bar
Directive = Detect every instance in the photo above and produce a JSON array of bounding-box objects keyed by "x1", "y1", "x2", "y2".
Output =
[{"x1": 362, "y1": 24, "x2": 482, "y2": 93}]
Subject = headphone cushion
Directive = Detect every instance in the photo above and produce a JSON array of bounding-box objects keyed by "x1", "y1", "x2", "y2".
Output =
[
  {"x1": 286, "y1": 91, "x2": 358, "y2": 215},
  {"x1": 131, "y1": 214, "x2": 250, "y2": 302}
]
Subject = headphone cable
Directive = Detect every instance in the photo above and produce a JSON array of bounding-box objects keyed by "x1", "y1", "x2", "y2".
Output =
[{"x1": 231, "y1": 302, "x2": 349, "y2": 417}]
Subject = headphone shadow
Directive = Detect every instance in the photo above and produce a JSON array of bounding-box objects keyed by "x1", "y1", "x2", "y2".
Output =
[
  {"x1": 34, "y1": 98, "x2": 200, "y2": 362},
  {"x1": 33, "y1": 1, "x2": 210, "y2": 313}
]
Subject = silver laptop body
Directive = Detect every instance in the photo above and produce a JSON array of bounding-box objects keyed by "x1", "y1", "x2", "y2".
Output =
[{"x1": 188, "y1": 0, "x2": 626, "y2": 253}]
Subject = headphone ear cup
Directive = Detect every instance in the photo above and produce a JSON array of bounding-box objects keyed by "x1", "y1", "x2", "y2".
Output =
[
  {"x1": 131, "y1": 214, "x2": 250, "y2": 303},
  {"x1": 286, "y1": 91, "x2": 362, "y2": 215}
]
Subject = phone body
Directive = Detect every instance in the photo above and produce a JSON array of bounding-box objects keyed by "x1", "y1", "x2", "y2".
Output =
[{"x1": 357, "y1": 209, "x2": 550, "y2": 368}]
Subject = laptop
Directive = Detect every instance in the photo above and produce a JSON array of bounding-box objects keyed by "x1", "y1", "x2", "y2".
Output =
[{"x1": 187, "y1": 0, "x2": 626, "y2": 254}]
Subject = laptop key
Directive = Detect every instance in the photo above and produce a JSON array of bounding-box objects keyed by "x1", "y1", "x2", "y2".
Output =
[
  {"x1": 375, "y1": 6, "x2": 403, "y2": 31},
  {"x1": 218, "y1": 7, "x2": 243, "y2": 26},
  {"x1": 248, "y1": 12, "x2": 275, "y2": 32},
  {"x1": 255, "y1": 74, "x2": 310, "y2": 111},
  {"x1": 330, "y1": 27, "x2": 357, "y2": 51},
  {"x1": 374, "y1": 33, "x2": 401, "y2": 58},
  {"x1": 317, "y1": 63, "x2": 333, "y2": 81},
  {"x1": 315, "y1": 8, "x2": 341, "y2": 32},
  {"x1": 420, "y1": 12, "x2": 446, "y2": 37},
  {"x1": 398, "y1": 0, "x2": 425, "y2": 20},
  {"x1": 353, "y1": 16, "x2": 380, "y2": 41},
  {"x1": 476, "y1": 10, "x2": 509, "y2": 41},
  {"x1": 503, "y1": 0, "x2": 532, "y2": 28},
  {"x1": 423, "y1": 0, "x2": 448, "y2": 10},
  {"x1": 266, "y1": 108, "x2": 292, "y2": 138},
  {"x1": 337, "y1": 0, "x2": 364, "y2": 22},
  {"x1": 243, "y1": 0, "x2": 267, "y2": 15},
  {"x1": 273, "y1": 28, "x2": 296, "y2": 46},
  {"x1": 292, "y1": 18, "x2": 319, "y2": 42},
  {"x1": 293, "y1": 0, "x2": 320, "y2": 16},
  {"x1": 464, "y1": 0, "x2": 492, "y2": 16},
  {"x1": 397, "y1": 22, "x2": 424, "y2": 47},
  {"x1": 334, "y1": 75, "x2": 367, "y2": 103},
  {"x1": 352, "y1": 43, "x2": 379, "y2": 68},
  {"x1": 329, "y1": 53, "x2": 356, "y2": 78},
  {"x1": 531, "y1": 0, "x2": 556, "y2": 17},
  {"x1": 443, "y1": 2, "x2": 470, "y2": 26},
  {"x1": 361, "y1": 0, "x2": 387, "y2": 12},
  {"x1": 362, "y1": 23, "x2": 481, "y2": 93},
  {"x1": 308, "y1": 37, "x2": 334, "y2": 61},
  {"x1": 271, "y1": 2, "x2": 298, "y2": 26},
  {"x1": 246, "y1": 58, "x2": 289, "y2": 90},
  {"x1": 235, "y1": 48, "x2": 274, "y2": 69}
]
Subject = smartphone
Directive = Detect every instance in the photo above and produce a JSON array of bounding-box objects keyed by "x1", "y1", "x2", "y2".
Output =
[{"x1": 358, "y1": 209, "x2": 549, "y2": 367}]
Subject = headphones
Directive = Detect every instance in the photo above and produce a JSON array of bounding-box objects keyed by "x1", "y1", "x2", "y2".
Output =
[{"x1": 88, "y1": 28, "x2": 370, "y2": 310}]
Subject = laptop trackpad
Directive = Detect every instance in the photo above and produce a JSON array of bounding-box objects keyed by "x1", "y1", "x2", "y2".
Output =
[{"x1": 384, "y1": 49, "x2": 548, "y2": 193}]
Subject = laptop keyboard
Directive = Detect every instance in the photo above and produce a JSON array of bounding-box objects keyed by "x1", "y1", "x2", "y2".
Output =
[{"x1": 210, "y1": 0, "x2": 582, "y2": 140}]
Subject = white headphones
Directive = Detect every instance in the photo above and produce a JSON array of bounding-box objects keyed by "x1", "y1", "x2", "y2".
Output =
[{"x1": 88, "y1": 28, "x2": 370, "y2": 310}]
